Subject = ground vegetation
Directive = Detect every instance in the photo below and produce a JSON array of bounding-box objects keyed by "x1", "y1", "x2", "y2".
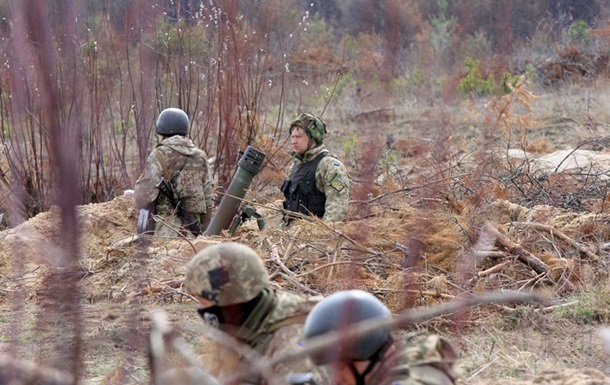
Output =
[{"x1": 1, "y1": 1, "x2": 610, "y2": 384}]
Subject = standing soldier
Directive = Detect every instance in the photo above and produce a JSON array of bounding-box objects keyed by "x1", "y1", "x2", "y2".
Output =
[
  {"x1": 281, "y1": 113, "x2": 350, "y2": 223},
  {"x1": 134, "y1": 107, "x2": 214, "y2": 237},
  {"x1": 184, "y1": 242, "x2": 330, "y2": 385},
  {"x1": 302, "y1": 290, "x2": 459, "y2": 385}
]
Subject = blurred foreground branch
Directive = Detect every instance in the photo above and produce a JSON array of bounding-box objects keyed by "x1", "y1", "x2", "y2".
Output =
[
  {"x1": 0, "y1": 354, "x2": 74, "y2": 385},
  {"x1": 228, "y1": 290, "x2": 545, "y2": 384}
]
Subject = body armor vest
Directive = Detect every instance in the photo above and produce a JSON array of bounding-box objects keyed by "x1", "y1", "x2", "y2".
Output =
[{"x1": 281, "y1": 151, "x2": 328, "y2": 218}]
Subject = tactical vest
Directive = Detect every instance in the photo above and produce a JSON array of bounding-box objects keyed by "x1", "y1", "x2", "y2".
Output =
[{"x1": 281, "y1": 151, "x2": 328, "y2": 218}]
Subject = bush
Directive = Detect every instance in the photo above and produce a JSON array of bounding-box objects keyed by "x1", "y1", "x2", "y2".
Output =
[{"x1": 458, "y1": 57, "x2": 520, "y2": 97}]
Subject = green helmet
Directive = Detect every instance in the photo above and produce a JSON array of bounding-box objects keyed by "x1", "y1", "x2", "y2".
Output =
[
  {"x1": 290, "y1": 113, "x2": 327, "y2": 144},
  {"x1": 156, "y1": 107, "x2": 189, "y2": 136},
  {"x1": 184, "y1": 242, "x2": 268, "y2": 306},
  {"x1": 303, "y1": 290, "x2": 391, "y2": 364}
]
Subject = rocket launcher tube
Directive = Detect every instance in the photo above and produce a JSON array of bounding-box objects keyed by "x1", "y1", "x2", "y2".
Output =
[{"x1": 204, "y1": 146, "x2": 266, "y2": 236}]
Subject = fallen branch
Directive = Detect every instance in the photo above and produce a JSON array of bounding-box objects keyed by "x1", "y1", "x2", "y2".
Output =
[
  {"x1": 266, "y1": 239, "x2": 320, "y2": 295},
  {"x1": 484, "y1": 224, "x2": 549, "y2": 274},
  {"x1": 512, "y1": 221, "x2": 600, "y2": 262},
  {"x1": 534, "y1": 300, "x2": 578, "y2": 313},
  {"x1": 484, "y1": 223, "x2": 576, "y2": 292},
  {"x1": 266, "y1": 240, "x2": 294, "y2": 277},
  {"x1": 475, "y1": 260, "x2": 513, "y2": 279},
  {"x1": 407, "y1": 289, "x2": 456, "y2": 300},
  {"x1": 283, "y1": 227, "x2": 301, "y2": 261},
  {"x1": 129, "y1": 279, "x2": 191, "y2": 300},
  {"x1": 296, "y1": 260, "x2": 366, "y2": 278}
]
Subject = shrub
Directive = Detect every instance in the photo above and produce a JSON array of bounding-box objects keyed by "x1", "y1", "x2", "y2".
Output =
[
  {"x1": 568, "y1": 19, "x2": 591, "y2": 46},
  {"x1": 457, "y1": 57, "x2": 496, "y2": 96},
  {"x1": 458, "y1": 57, "x2": 520, "y2": 97}
]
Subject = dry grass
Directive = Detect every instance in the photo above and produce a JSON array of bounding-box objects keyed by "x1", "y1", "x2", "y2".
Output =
[{"x1": 3, "y1": 22, "x2": 610, "y2": 383}]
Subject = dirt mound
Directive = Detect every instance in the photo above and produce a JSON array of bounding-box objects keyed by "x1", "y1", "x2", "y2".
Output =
[
  {"x1": 1, "y1": 190, "x2": 608, "y2": 385},
  {"x1": 1, "y1": 192, "x2": 607, "y2": 313}
]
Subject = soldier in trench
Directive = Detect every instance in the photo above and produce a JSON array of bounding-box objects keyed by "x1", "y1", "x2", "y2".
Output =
[
  {"x1": 281, "y1": 113, "x2": 350, "y2": 224},
  {"x1": 302, "y1": 290, "x2": 459, "y2": 385},
  {"x1": 134, "y1": 107, "x2": 214, "y2": 237},
  {"x1": 184, "y1": 242, "x2": 330, "y2": 385}
]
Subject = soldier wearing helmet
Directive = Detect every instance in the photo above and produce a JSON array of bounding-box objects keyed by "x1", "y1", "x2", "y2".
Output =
[
  {"x1": 281, "y1": 113, "x2": 350, "y2": 223},
  {"x1": 184, "y1": 242, "x2": 330, "y2": 385},
  {"x1": 134, "y1": 108, "x2": 214, "y2": 237},
  {"x1": 302, "y1": 290, "x2": 458, "y2": 385}
]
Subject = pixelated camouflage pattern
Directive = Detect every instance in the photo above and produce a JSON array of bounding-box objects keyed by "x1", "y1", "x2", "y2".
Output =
[
  {"x1": 184, "y1": 243, "x2": 268, "y2": 306},
  {"x1": 265, "y1": 290, "x2": 322, "y2": 325},
  {"x1": 290, "y1": 113, "x2": 327, "y2": 145},
  {"x1": 368, "y1": 335, "x2": 459, "y2": 385},
  {"x1": 134, "y1": 135, "x2": 213, "y2": 237},
  {"x1": 207, "y1": 287, "x2": 331, "y2": 385},
  {"x1": 286, "y1": 144, "x2": 350, "y2": 222}
]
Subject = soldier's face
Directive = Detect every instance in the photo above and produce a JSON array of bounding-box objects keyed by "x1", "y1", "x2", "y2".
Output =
[{"x1": 291, "y1": 127, "x2": 310, "y2": 155}]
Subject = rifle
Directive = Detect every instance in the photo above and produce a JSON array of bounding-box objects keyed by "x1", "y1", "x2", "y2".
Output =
[{"x1": 156, "y1": 177, "x2": 202, "y2": 236}]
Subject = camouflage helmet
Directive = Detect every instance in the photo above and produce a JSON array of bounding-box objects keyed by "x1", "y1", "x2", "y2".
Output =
[
  {"x1": 303, "y1": 290, "x2": 391, "y2": 364},
  {"x1": 156, "y1": 107, "x2": 189, "y2": 136},
  {"x1": 289, "y1": 113, "x2": 327, "y2": 144},
  {"x1": 184, "y1": 242, "x2": 269, "y2": 306}
]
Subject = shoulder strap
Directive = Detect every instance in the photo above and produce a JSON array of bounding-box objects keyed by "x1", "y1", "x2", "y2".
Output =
[
  {"x1": 314, "y1": 150, "x2": 329, "y2": 162},
  {"x1": 152, "y1": 148, "x2": 171, "y2": 181},
  {"x1": 153, "y1": 147, "x2": 189, "y2": 184}
]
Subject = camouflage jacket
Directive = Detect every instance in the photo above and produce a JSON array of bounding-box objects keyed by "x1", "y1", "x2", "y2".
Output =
[
  {"x1": 367, "y1": 335, "x2": 458, "y2": 385},
  {"x1": 285, "y1": 145, "x2": 350, "y2": 222},
  {"x1": 134, "y1": 136, "x2": 213, "y2": 235},
  {"x1": 205, "y1": 287, "x2": 330, "y2": 385}
]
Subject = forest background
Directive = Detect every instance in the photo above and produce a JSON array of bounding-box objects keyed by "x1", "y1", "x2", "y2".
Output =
[
  {"x1": 1, "y1": 0, "x2": 610, "y2": 222},
  {"x1": 2, "y1": 1, "x2": 610, "y2": 384}
]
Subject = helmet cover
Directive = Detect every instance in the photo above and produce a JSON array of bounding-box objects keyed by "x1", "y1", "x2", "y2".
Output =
[
  {"x1": 184, "y1": 242, "x2": 269, "y2": 306},
  {"x1": 289, "y1": 113, "x2": 327, "y2": 144}
]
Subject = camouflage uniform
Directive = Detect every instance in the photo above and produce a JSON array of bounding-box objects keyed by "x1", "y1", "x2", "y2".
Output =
[
  {"x1": 134, "y1": 135, "x2": 213, "y2": 237},
  {"x1": 284, "y1": 144, "x2": 350, "y2": 222},
  {"x1": 184, "y1": 243, "x2": 330, "y2": 385},
  {"x1": 303, "y1": 290, "x2": 458, "y2": 385},
  {"x1": 201, "y1": 287, "x2": 330, "y2": 385},
  {"x1": 366, "y1": 335, "x2": 458, "y2": 385}
]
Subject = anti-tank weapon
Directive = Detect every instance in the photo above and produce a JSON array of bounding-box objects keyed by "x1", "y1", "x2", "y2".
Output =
[{"x1": 203, "y1": 146, "x2": 266, "y2": 236}]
